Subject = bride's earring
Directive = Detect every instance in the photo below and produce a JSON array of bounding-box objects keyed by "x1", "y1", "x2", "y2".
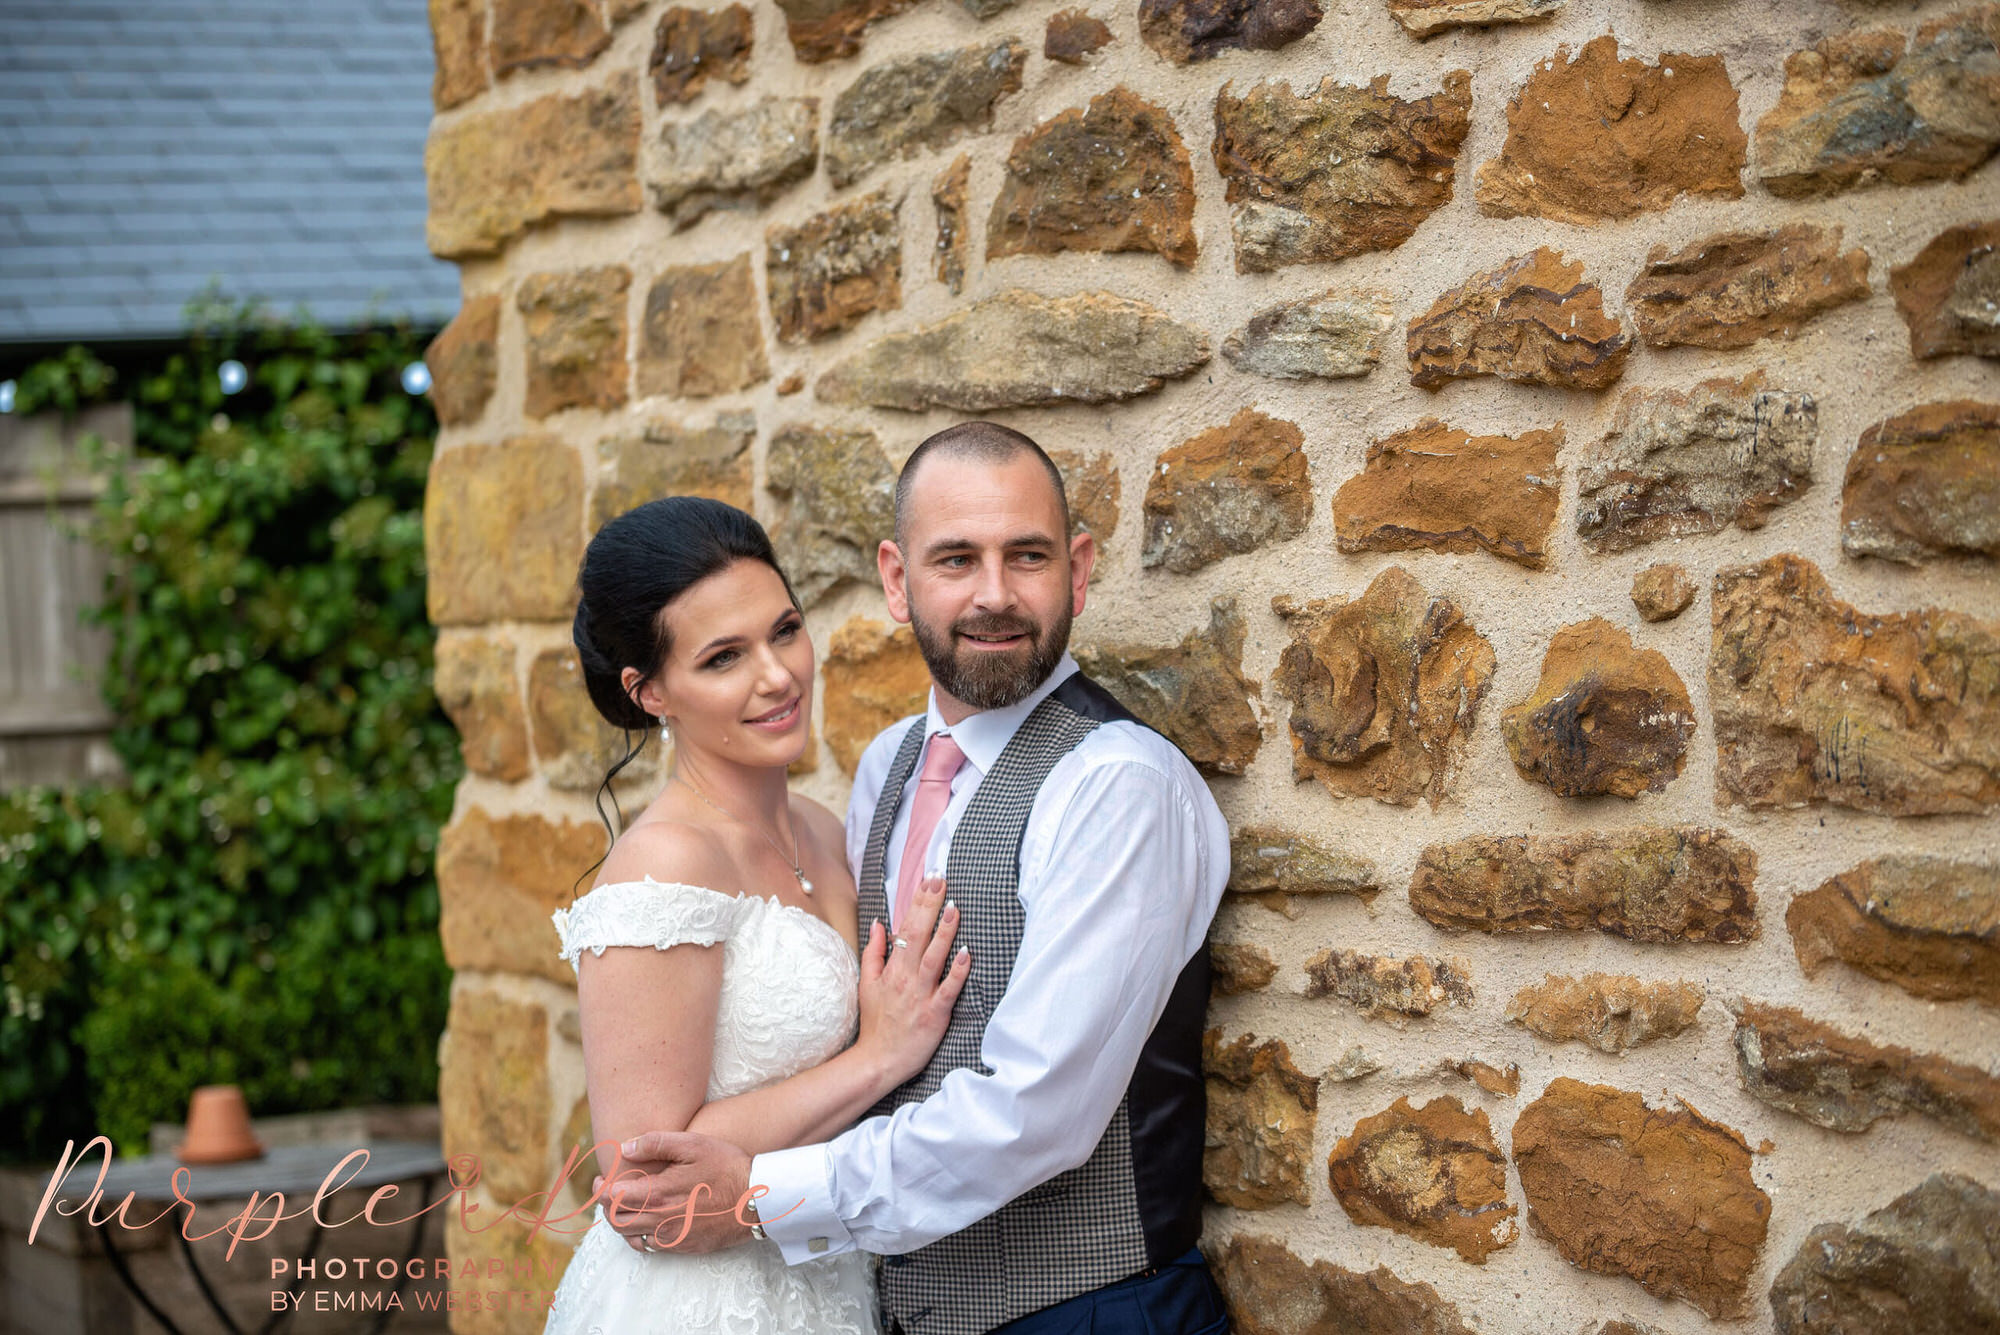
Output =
[{"x1": 658, "y1": 713, "x2": 671, "y2": 744}]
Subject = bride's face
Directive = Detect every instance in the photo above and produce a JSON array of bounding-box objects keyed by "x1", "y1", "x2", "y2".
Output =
[{"x1": 645, "y1": 558, "x2": 813, "y2": 768}]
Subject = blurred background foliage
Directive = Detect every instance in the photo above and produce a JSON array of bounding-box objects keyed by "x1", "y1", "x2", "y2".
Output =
[{"x1": 0, "y1": 301, "x2": 457, "y2": 1160}]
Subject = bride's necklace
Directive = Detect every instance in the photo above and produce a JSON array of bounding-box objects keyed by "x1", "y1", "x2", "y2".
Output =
[{"x1": 673, "y1": 773, "x2": 814, "y2": 895}]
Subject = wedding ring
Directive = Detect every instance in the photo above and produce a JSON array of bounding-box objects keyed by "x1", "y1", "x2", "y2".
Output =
[
  {"x1": 891, "y1": 936, "x2": 910, "y2": 950},
  {"x1": 641, "y1": 1238, "x2": 659, "y2": 1253}
]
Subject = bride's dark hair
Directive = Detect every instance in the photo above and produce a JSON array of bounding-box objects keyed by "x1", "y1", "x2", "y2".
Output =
[{"x1": 571, "y1": 495, "x2": 803, "y2": 883}]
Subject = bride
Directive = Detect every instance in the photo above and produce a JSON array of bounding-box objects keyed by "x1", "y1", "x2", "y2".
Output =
[{"x1": 544, "y1": 496, "x2": 971, "y2": 1334}]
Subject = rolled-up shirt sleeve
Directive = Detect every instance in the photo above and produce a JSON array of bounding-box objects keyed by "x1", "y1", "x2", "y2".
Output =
[{"x1": 751, "y1": 754, "x2": 1215, "y2": 1262}]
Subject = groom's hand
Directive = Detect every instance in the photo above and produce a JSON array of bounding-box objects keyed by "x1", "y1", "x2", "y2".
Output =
[{"x1": 598, "y1": 1130, "x2": 756, "y2": 1254}]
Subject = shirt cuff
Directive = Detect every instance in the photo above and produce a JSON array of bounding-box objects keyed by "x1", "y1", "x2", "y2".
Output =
[{"x1": 748, "y1": 1143, "x2": 853, "y2": 1264}]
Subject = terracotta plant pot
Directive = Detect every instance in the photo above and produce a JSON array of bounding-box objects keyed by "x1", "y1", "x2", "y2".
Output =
[{"x1": 174, "y1": 1085, "x2": 265, "y2": 1164}]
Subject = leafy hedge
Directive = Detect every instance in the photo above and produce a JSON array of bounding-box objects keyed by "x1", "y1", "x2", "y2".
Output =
[{"x1": 0, "y1": 304, "x2": 459, "y2": 1159}]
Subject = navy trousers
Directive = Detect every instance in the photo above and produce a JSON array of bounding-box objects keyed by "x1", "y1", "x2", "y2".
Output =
[{"x1": 916, "y1": 1247, "x2": 1229, "y2": 1335}]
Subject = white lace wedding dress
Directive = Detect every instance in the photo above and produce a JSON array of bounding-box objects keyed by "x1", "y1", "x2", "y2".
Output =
[{"x1": 543, "y1": 877, "x2": 881, "y2": 1335}]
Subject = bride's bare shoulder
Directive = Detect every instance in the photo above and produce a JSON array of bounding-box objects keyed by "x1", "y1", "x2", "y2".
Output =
[{"x1": 594, "y1": 817, "x2": 728, "y2": 892}]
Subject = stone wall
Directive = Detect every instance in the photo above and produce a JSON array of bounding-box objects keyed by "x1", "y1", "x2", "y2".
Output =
[{"x1": 418, "y1": 0, "x2": 2000, "y2": 1330}]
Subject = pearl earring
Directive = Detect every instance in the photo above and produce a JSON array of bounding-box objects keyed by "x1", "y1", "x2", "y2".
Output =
[{"x1": 659, "y1": 713, "x2": 671, "y2": 743}]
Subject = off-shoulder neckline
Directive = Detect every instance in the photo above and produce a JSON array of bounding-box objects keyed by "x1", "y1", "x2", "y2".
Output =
[{"x1": 570, "y1": 875, "x2": 853, "y2": 955}]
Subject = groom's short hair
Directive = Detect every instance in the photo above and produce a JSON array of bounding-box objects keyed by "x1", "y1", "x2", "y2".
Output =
[{"x1": 894, "y1": 421, "x2": 1071, "y2": 551}]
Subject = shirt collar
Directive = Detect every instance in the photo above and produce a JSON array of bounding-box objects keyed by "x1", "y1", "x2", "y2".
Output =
[{"x1": 920, "y1": 650, "x2": 1080, "y2": 775}]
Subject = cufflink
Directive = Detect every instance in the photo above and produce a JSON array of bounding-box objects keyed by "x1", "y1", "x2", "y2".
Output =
[{"x1": 808, "y1": 1236, "x2": 830, "y2": 1254}]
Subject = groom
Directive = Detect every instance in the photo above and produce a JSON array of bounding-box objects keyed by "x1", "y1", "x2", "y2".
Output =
[{"x1": 608, "y1": 421, "x2": 1231, "y2": 1334}]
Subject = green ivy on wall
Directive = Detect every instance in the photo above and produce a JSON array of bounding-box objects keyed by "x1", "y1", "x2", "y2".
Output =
[{"x1": 0, "y1": 302, "x2": 460, "y2": 1159}]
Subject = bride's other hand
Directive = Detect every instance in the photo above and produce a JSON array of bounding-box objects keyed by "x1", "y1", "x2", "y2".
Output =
[{"x1": 856, "y1": 875, "x2": 971, "y2": 1088}]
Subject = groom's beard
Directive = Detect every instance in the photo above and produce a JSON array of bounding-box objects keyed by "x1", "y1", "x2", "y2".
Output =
[{"x1": 911, "y1": 598, "x2": 1072, "y2": 711}]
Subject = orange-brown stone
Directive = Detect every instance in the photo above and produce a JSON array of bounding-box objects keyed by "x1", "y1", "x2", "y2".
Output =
[
  {"x1": 1045, "y1": 8, "x2": 1114, "y2": 62},
  {"x1": 766, "y1": 190, "x2": 903, "y2": 344},
  {"x1": 1788, "y1": 855, "x2": 2000, "y2": 1007},
  {"x1": 637, "y1": 254, "x2": 769, "y2": 400},
  {"x1": 1625, "y1": 223, "x2": 1872, "y2": 350},
  {"x1": 437, "y1": 808, "x2": 608, "y2": 985},
  {"x1": 988, "y1": 87, "x2": 1197, "y2": 268},
  {"x1": 1327, "y1": 1095, "x2": 1517, "y2": 1263},
  {"x1": 1840, "y1": 399, "x2": 2000, "y2": 563},
  {"x1": 1228, "y1": 825, "x2": 1382, "y2": 916},
  {"x1": 1411, "y1": 827, "x2": 1760, "y2": 944},
  {"x1": 1408, "y1": 248, "x2": 1631, "y2": 391},
  {"x1": 1204, "y1": 1030, "x2": 1319, "y2": 1208},
  {"x1": 1304, "y1": 949, "x2": 1473, "y2": 1024},
  {"x1": 1501, "y1": 618, "x2": 1696, "y2": 799},
  {"x1": 433, "y1": 632, "x2": 529, "y2": 782},
  {"x1": 1211, "y1": 942, "x2": 1278, "y2": 996},
  {"x1": 1142, "y1": 409, "x2": 1311, "y2": 574},
  {"x1": 425, "y1": 437, "x2": 584, "y2": 626},
  {"x1": 774, "y1": 0, "x2": 921, "y2": 63},
  {"x1": 491, "y1": 0, "x2": 609, "y2": 77},
  {"x1": 650, "y1": 4, "x2": 753, "y2": 106},
  {"x1": 1709, "y1": 553, "x2": 2000, "y2": 815},
  {"x1": 1891, "y1": 218, "x2": 2000, "y2": 360},
  {"x1": 1074, "y1": 598, "x2": 1263, "y2": 778},
  {"x1": 1211, "y1": 71, "x2": 1472, "y2": 273},
  {"x1": 1512, "y1": 1078, "x2": 1770, "y2": 1318},
  {"x1": 429, "y1": 0, "x2": 489, "y2": 111},
  {"x1": 592, "y1": 414, "x2": 755, "y2": 529},
  {"x1": 1141, "y1": 0, "x2": 1321, "y2": 62},
  {"x1": 1506, "y1": 973, "x2": 1706, "y2": 1053},
  {"x1": 1475, "y1": 34, "x2": 1747, "y2": 223},
  {"x1": 1331, "y1": 417, "x2": 1562, "y2": 570},
  {"x1": 931, "y1": 154, "x2": 971, "y2": 296},
  {"x1": 1271, "y1": 568, "x2": 1495, "y2": 809},
  {"x1": 424, "y1": 294, "x2": 500, "y2": 428},
  {"x1": 1210, "y1": 1234, "x2": 1476, "y2": 1335},
  {"x1": 1047, "y1": 446, "x2": 1119, "y2": 578},
  {"x1": 437, "y1": 988, "x2": 551, "y2": 1205},
  {"x1": 528, "y1": 646, "x2": 665, "y2": 794},
  {"x1": 518, "y1": 266, "x2": 630, "y2": 419},
  {"x1": 1630, "y1": 563, "x2": 1696, "y2": 622},
  {"x1": 820, "y1": 618, "x2": 931, "y2": 777}
]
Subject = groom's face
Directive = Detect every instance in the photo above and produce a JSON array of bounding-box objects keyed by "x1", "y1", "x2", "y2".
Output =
[{"x1": 882, "y1": 452, "x2": 1094, "y2": 715}]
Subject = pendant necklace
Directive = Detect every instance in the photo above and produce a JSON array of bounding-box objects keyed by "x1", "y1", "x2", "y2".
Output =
[{"x1": 673, "y1": 773, "x2": 814, "y2": 895}]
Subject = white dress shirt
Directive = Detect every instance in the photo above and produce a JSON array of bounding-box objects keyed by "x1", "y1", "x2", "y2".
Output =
[{"x1": 748, "y1": 650, "x2": 1231, "y2": 1263}]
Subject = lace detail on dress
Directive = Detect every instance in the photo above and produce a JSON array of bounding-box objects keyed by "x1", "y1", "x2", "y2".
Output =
[{"x1": 552, "y1": 878, "x2": 747, "y2": 966}]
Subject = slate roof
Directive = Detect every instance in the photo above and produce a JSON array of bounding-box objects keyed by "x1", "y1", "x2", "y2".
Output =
[{"x1": 0, "y1": 0, "x2": 459, "y2": 347}]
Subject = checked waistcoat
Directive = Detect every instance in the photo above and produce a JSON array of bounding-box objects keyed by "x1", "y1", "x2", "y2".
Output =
[{"x1": 853, "y1": 670, "x2": 1210, "y2": 1335}]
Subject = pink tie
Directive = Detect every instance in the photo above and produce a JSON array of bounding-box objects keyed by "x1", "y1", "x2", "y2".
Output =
[{"x1": 893, "y1": 732, "x2": 966, "y2": 929}]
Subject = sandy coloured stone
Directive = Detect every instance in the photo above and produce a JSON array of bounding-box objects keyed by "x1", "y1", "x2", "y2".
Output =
[
  {"x1": 651, "y1": 96, "x2": 819, "y2": 228},
  {"x1": 425, "y1": 294, "x2": 500, "y2": 427},
  {"x1": 821, "y1": 619, "x2": 931, "y2": 776},
  {"x1": 528, "y1": 646, "x2": 666, "y2": 793},
  {"x1": 1411, "y1": 827, "x2": 1761, "y2": 944},
  {"x1": 1709, "y1": 553, "x2": 2000, "y2": 815},
  {"x1": 429, "y1": 0, "x2": 488, "y2": 111},
  {"x1": 649, "y1": 5, "x2": 753, "y2": 106},
  {"x1": 518, "y1": 266, "x2": 630, "y2": 419},
  {"x1": 1210, "y1": 1235, "x2": 1477, "y2": 1335},
  {"x1": 437, "y1": 808, "x2": 607, "y2": 987},
  {"x1": 433, "y1": 633, "x2": 529, "y2": 783},
  {"x1": 1733, "y1": 999, "x2": 2000, "y2": 1141},
  {"x1": 1788, "y1": 855, "x2": 2000, "y2": 1007},
  {"x1": 438, "y1": 988, "x2": 550, "y2": 1203},
  {"x1": 637, "y1": 255, "x2": 769, "y2": 400},
  {"x1": 1212, "y1": 943, "x2": 1279, "y2": 996},
  {"x1": 1631, "y1": 563, "x2": 1696, "y2": 622},
  {"x1": 987, "y1": 87, "x2": 1197, "y2": 268},
  {"x1": 442, "y1": 1209, "x2": 575, "y2": 1333},
  {"x1": 1577, "y1": 370, "x2": 1817, "y2": 552},
  {"x1": 1327, "y1": 1096, "x2": 1517, "y2": 1263},
  {"x1": 815, "y1": 288, "x2": 1209, "y2": 412},
  {"x1": 1141, "y1": 0, "x2": 1321, "y2": 63},
  {"x1": 1073, "y1": 597, "x2": 1264, "y2": 777},
  {"x1": 1841, "y1": 399, "x2": 2000, "y2": 563},
  {"x1": 592, "y1": 413, "x2": 755, "y2": 528},
  {"x1": 1045, "y1": 8, "x2": 1113, "y2": 62},
  {"x1": 1505, "y1": 973, "x2": 1706, "y2": 1053},
  {"x1": 1891, "y1": 219, "x2": 2000, "y2": 359},
  {"x1": 1046, "y1": 446, "x2": 1120, "y2": 573},
  {"x1": 773, "y1": 0, "x2": 920, "y2": 63},
  {"x1": 491, "y1": 0, "x2": 609, "y2": 77},
  {"x1": 1512, "y1": 1078, "x2": 1770, "y2": 1319},
  {"x1": 1142, "y1": 408, "x2": 1311, "y2": 574},
  {"x1": 1453, "y1": 1060, "x2": 1520, "y2": 1097},
  {"x1": 826, "y1": 41, "x2": 1028, "y2": 189},
  {"x1": 1475, "y1": 35, "x2": 1747, "y2": 223},
  {"x1": 763, "y1": 422, "x2": 897, "y2": 608},
  {"x1": 766, "y1": 190, "x2": 903, "y2": 344},
  {"x1": 1767, "y1": 1173, "x2": 2000, "y2": 1335},
  {"x1": 426, "y1": 77, "x2": 641, "y2": 259},
  {"x1": 1501, "y1": 617, "x2": 1696, "y2": 799},
  {"x1": 1408, "y1": 247, "x2": 1632, "y2": 391},
  {"x1": 1327, "y1": 1048, "x2": 1384, "y2": 1083},
  {"x1": 1387, "y1": 0, "x2": 1562, "y2": 38},
  {"x1": 932, "y1": 155, "x2": 970, "y2": 296},
  {"x1": 1304, "y1": 949, "x2": 1474, "y2": 1024},
  {"x1": 1754, "y1": 5, "x2": 2000, "y2": 199},
  {"x1": 1212, "y1": 71, "x2": 1472, "y2": 273},
  {"x1": 425, "y1": 437, "x2": 584, "y2": 626},
  {"x1": 1332, "y1": 418, "x2": 1562, "y2": 570},
  {"x1": 1228, "y1": 825, "x2": 1382, "y2": 917},
  {"x1": 1271, "y1": 567, "x2": 1495, "y2": 809},
  {"x1": 1204, "y1": 1030, "x2": 1319, "y2": 1208},
  {"x1": 1625, "y1": 224, "x2": 1872, "y2": 351},
  {"x1": 1222, "y1": 288, "x2": 1395, "y2": 381}
]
